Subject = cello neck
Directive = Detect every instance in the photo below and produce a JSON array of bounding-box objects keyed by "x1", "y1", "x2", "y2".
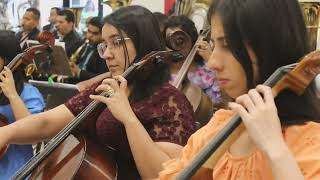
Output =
[{"x1": 172, "y1": 30, "x2": 210, "y2": 89}]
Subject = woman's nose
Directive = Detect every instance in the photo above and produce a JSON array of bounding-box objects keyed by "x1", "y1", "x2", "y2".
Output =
[
  {"x1": 208, "y1": 49, "x2": 223, "y2": 72},
  {"x1": 102, "y1": 46, "x2": 113, "y2": 60}
]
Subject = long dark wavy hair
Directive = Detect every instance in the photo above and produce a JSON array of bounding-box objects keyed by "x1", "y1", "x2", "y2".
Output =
[
  {"x1": 104, "y1": 5, "x2": 170, "y2": 101},
  {"x1": 208, "y1": 0, "x2": 320, "y2": 125},
  {"x1": 0, "y1": 30, "x2": 26, "y2": 105}
]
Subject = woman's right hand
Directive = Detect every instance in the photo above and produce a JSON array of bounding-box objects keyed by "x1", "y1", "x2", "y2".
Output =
[
  {"x1": 0, "y1": 67, "x2": 18, "y2": 100},
  {"x1": 228, "y1": 85, "x2": 285, "y2": 155}
]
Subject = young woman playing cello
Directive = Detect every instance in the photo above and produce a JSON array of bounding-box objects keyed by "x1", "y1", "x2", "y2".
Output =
[
  {"x1": 0, "y1": 6, "x2": 195, "y2": 179},
  {"x1": 159, "y1": 0, "x2": 320, "y2": 179}
]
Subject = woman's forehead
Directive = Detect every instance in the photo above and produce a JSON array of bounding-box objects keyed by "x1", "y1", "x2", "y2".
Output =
[
  {"x1": 102, "y1": 24, "x2": 118, "y2": 37},
  {"x1": 211, "y1": 15, "x2": 225, "y2": 39},
  {"x1": 102, "y1": 23, "x2": 128, "y2": 41}
]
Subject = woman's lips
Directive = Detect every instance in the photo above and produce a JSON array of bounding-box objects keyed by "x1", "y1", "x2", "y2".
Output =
[
  {"x1": 217, "y1": 78, "x2": 229, "y2": 86},
  {"x1": 108, "y1": 65, "x2": 118, "y2": 70}
]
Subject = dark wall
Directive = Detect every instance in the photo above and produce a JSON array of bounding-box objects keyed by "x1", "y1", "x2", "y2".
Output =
[{"x1": 63, "y1": 0, "x2": 70, "y2": 8}]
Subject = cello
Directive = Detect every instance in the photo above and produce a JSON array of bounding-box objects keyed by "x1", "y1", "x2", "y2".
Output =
[
  {"x1": 176, "y1": 50, "x2": 320, "y2": 179},
  {"x1": 167, "y1": 29, "x2": 216, "y2": 127},
  {"x1": 0, "y1": 31, "x2": 54, "y2": 159},
  {"x1": 12, "y1": 51, "x2": 176, "y2": 180}
]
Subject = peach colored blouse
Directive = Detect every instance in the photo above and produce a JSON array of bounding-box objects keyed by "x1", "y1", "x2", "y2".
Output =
[{"x1": 159, "y1": 109, "x2": 320, "y2": 180}]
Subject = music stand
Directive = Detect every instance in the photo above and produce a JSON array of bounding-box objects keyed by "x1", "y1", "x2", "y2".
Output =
[
  {"x1": 27, "y1": 40, "x2": 72, "y2": 76},
  {"x1": 28, "y1": 80, "x2": 79, "y2": 109}
]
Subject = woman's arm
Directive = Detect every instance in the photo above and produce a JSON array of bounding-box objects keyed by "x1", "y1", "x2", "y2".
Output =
[
  {"x1": 76, "y1": 72, "x2": 110, "y2": 91},
  {"x1": 266, "y1": 144, "x2": 304, "y2": 180},
  {"x1": 8, "y1": 94, "x2": 31, "y2": 120},
  {"x1": 125, "y1": 119, "x2": 183, "y2": 179},
  {"x1": 0, "y1": 105, "x2": 74, "y2": 148}
]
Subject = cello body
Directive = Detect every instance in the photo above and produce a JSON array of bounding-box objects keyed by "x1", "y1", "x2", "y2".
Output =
[{"x1": 29, "y1": 135, "x2": 117, "y2": 180}]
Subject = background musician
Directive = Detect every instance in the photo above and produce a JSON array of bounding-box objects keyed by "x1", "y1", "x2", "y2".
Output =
[
  {"x1": 164, "y1": 15, "x2": 221, "y2": 103},
  {"x1": 0, "y1": 30, "x2": 45, "y2": 179},
  {"x1": 69, "y1": 16, "x2": 108, "y2": 83},
  {"x1": 159, "y1": 0, "x2": 320, "y2": 179},
  {"x1": 56, "y1": 9, "x2": 82, "y2": 58},
  {"x1": 0, "y1": 6, "x2": 196, "y2": 180},
  {"x1": 16, "y1": 8, "x2": 41, "y2": 50},
  {"x1": 42, "y1": 7, "x2": 60, "y2": 39}
]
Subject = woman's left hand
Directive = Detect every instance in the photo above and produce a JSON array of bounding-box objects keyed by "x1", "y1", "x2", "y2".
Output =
[
  {"x1": 228, "y1": 85, "x2": 286, "y2": 154},
  {"x1": 196, "y1": 39, "x2": 212, "y2": 61},
  {"x1": 0, "y1": 66, "x2": 19, "y2": 100},
  {"x1": 90, "y1": 75, "x2": 138, "y2": 125}
]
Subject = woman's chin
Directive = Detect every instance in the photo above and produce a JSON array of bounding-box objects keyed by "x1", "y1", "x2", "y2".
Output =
[
  {"x1": 223, "y1": 89, "x2": 240, "y2": 101},
  {"x1": 110, "y1": 71, "x2": 123, "y2": 77}
]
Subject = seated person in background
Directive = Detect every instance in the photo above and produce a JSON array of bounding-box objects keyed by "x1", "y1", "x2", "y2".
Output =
[
  {"x1": 0, "y1": 30, "x2": 45, "y2": 179},
  {"x1": 56, "y1": 9, "x2": 82, "y2": 58},
  {"x1": 0, "y1": 6, "x2": 196, "y2": 180},
  {"x1": 16, "y1": 8, "x2": 41, "y2": 50},
  {"x1": 42, "y1": 7, "x2": 60, "y2": 39},
  {"x1": 164, "y1": 15, "x2": 221, "y2": 103},
  {"x1": 159, "y1": 0, "x2": 320, "y2": 179},
  {"x1": 68, "y1": 16, "x2": 108, "y2": 83}
]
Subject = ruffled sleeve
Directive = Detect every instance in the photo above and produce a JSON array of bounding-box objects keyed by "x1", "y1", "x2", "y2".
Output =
[{"x1": 159, "y1": 109, "x2": 233, "y2": 179}]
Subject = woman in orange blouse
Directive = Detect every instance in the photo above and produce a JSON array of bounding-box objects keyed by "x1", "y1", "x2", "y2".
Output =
[{"x1": 159, "y1": 0, "x2": 320, "y2": 179}]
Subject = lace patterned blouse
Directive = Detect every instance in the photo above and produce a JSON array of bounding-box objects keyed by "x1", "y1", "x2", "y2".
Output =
[{"x1": 64, "y1": 82, "x2": 196, "y2": 180}]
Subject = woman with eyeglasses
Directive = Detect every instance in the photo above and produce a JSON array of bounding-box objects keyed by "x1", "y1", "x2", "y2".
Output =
[{"x1": 0, "y1": 6, "x2": 196, "y2": 180}]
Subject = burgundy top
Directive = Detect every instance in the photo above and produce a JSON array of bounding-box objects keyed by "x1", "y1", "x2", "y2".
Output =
[{"x1": 64, "y1": 82, "x2": 196, "y2": 179}]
